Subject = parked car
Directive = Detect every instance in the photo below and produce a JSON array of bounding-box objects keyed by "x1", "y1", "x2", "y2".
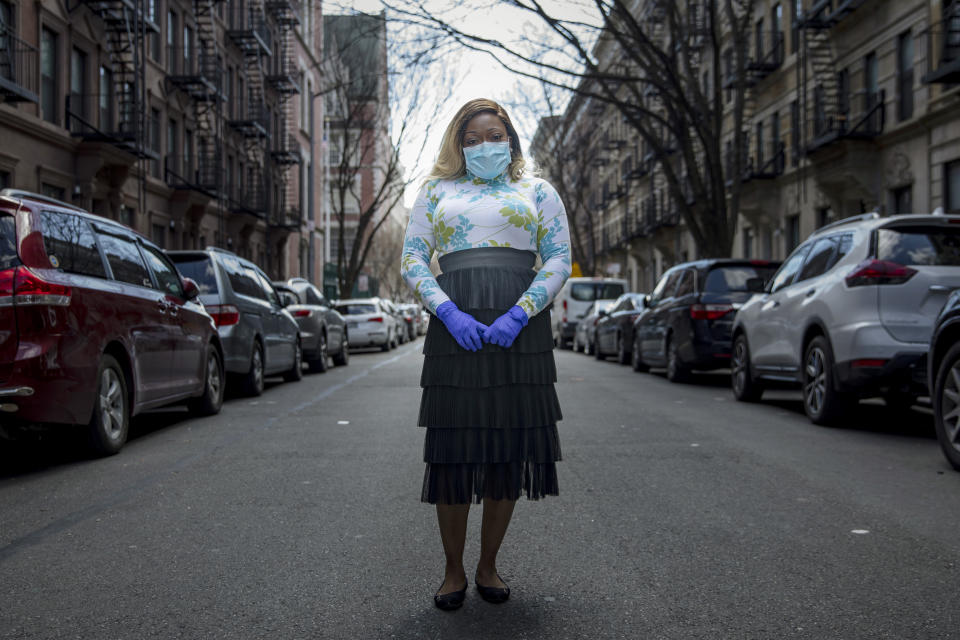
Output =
[
  {"x1": 381, "y1": 298, "x2": 406, "y2": 344},
  {"x1": 573, "y1": 298, "x2": 617, "y2": 355},
  {"x1": 594, "y1": 293, "x2": 648, "y2": 363},
  {"x1": 732, "y1": 212, "x2": 960, "y2": 424},
  {"x1": 168, "y1": 247, "x2": 302, "y2": 397},
  {"x1": 0, "y1": 189, "x2": 224, "y2": 455},
  {"x1": 398, "y1": 303, "x2": 419, "y2": 341},
  {"x1": 551, "y1": 277, "x2": 628, "y2": 348},
  {"x1": 929, "y1": 289, "x2": 960, "y2": 471},
  {"x1": 335, "y1": 297, "x2": 400, "y2": 351},
  {"x1": 273, "y1": 279, "x2": 349, "y2": 372},
  {"x1": 634, "y1": 258, "x2": 779, "y2": 381}
]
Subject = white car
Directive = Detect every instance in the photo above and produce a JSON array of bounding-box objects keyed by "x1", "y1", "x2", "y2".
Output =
[
  {"x1": 551, "y1": 277, "x2": 628, "y2": 348},
  {"x1": 731, "y1": 211, "x2": 960, "y2": 424},
  {"x1": 334, "y1": 297, "x2": 400, "y2": 351}
]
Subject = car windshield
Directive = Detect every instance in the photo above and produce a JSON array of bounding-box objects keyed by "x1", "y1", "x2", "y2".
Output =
[
  {"x1": 571, "y1": 282, "x2": 625, "y2": 302},
  {"x1": 337, "y1": 303, "x2": 377, "y2": 315},
  {"x1": 704, "y1": 265, "x2": 778, "y2": 293},
  {"x1": 169, "y1": 256, "x2": 219, "y2": 294},
  {"x1": 0, "y1": 215, "x2": 19, "y2": 270},
  {"x1": 877, "y1": 226, "x2": 960, "y2": 266}
]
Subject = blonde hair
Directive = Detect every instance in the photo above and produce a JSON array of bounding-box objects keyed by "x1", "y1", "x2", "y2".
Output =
[{"x1": 426, "y1": 98, "x2": 527, "y2": 183}]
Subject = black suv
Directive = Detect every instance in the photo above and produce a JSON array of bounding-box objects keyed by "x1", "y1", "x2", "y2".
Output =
[{"x1": 632, "y1": 259, "x2": 779, "y2": 381}]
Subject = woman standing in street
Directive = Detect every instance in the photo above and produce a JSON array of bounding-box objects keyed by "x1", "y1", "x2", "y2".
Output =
[{"x1": 400, "y1": 98, "x2": 572, "y2": 610}]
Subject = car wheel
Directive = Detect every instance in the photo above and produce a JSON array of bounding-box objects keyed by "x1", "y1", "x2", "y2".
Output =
[
  {"x1": 632, "y1": 337, "x2": 649, "y2": 372},
  {"x1": 332, "y1": 334, "x2": 350, "y2": 366},
  {"x1": 803, "y1": 336, "x2": 852, "y2": 425},
  {"x1": 242, "y1": 341, "x2": 265, "y2": 397},
  {"x1": 308, "y1": 333, "x2": 329, "y2": 373},
  {"x1": 87, "y1": 355, "x2": 129, "y2": 456},
  {"x1": 189, "y1": 344, "x2": 224, "y2": 416},
  {"x1": 934, "y1": 342, "x2": 960, "y2": 471},
  {"x1": 665, "y1": 336, "x2": 690, "y2": 383},
  {"x1": 284, "y1": 339, "x2": 304, "y2": 382},
  {"x1": 617, "y1": 334, "x2": 630, "y2": 365},
  {"x1": 731, "y1": 334, "x2": 764, "y2": 402}
]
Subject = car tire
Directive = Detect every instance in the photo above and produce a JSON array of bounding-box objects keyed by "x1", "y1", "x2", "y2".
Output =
[
  {"x1": 308, "y1": 332, "x2": 329, "y2": 373},
  {"x1": 731, "y1": 334, "x2": 764, "y2": 402},
  {"x1": 332, "y1": 334, "x2": 350, "y2": 366},
  {"x1": 284, "y1": 339, "x2": 303, "y2": 382},
  {"x1": 381, "y1": 337, "x2": 390, "y2": 352},
  {"x1": 241, "y1": 341, "x2": 265, "y2": 397},
  {"x1": 87, "y1": 354, "x2": 130, "y2": 456},
  {"x1": 632, "y1": 337, "x2": 649, "y2": 372},
  {"x1": 665, "y1": 336, "x2": 690, "y2": 383},
  {"x1": 803, "y1": 335, "x2": 853, "y2": 425},
  {"x1": 933, "y1": 342, "x2": 960, "y2": 471},
  {"x1": 617, "y1": 334, "x2": 630, "y2": 365},
  {"x1": 189, "y1": 344, "x2": 224, "y2": 416}
]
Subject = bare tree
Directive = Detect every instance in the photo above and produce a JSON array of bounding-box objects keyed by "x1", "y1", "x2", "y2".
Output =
[
  {"x1": 383, "y1": 0, "x2": 759, "y2": 258},
  {"x1": 324, "y1": 13, "x2": 447, "y2": 297}
]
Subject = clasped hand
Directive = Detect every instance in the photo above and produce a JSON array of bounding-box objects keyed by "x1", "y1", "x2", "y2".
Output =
[{"x1": 436, "y1": 302, "x2": 529, "y2": 351}]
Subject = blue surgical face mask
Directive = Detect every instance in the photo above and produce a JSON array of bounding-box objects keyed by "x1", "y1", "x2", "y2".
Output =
[{"x1": 463, "y1": 141, "x2": 511, "y2": 180}]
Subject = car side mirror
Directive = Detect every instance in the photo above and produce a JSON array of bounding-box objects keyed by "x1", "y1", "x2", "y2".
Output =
[
  {"x1": 745, "y1": 277, "x2": 765, "y2": 293},
  {"x1": 644, "y1": 295, "x2": 653, "y2": 307},
  {"x1": 598, "y1": 309, "x2": 608, "y2": 317},
  {"x1": 182, "y1": 277, "x2": 200, "y2": 301}
]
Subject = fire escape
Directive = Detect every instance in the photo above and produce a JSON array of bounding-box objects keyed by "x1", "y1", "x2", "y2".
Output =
[
  {"x1": 165, "y1": 0, "x2": 225, "y2": 201},
  {"x1": 0, "y1": 14, "x2": 39, "y2": 104},
  {"x1": 66, "y1": 0, "x2": 158, "y2": 214},
  {"x1": 265, "y1": 0, "x2": 301, "y2": 233},
  {"x1": 921, "y1": 0, "x2": 960, "y2": 85},
  {"x1": 798, "y1": 0, "x2": 884, "y2": 154},
  {"x1": 227, "y1": 0, "x2": 271, "y2": 220}
]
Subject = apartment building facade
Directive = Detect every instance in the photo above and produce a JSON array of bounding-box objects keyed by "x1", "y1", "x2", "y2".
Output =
[
  {"x1": 532, "y1": 0, "x2": 960, "y2": 293},
  {"x1": 0, "y1": 0, "x2": 328, "y2": 282}
]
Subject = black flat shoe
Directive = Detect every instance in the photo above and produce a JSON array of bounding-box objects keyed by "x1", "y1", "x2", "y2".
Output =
[
  {"x1": 434, "y1": 580, "x2": 468, "y2": 611},
  {"x1": 474, "y1": 572, "x2": 510, "y2": 604}
]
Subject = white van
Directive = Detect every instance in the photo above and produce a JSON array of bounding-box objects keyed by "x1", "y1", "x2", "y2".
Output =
[{"x1": 551, "y1": 277, "x2": 629, "y2": 348}]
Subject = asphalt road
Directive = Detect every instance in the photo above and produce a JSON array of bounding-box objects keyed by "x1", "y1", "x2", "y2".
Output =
[{"x1": 1, "y1": 338, "x2": 958, "y2": 639}]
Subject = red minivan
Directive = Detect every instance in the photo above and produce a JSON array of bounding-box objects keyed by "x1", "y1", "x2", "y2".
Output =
[{"x1": 0, "y1": 189, "x2": 224, "y2": 455}]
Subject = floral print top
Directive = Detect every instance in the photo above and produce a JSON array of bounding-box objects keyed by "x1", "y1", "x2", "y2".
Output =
[{"x1": 401, "y1": 170, "x2": 572, "y2": 317}]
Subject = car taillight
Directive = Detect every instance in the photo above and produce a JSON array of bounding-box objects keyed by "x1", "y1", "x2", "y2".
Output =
[
  {"x1": 690, "y1": 303, "x2": 734, "y2": 321},
  {"x1": 293, "y1": 309, "x2": 311, "y2": 318},
  {"x1": 845, "y1": 259, "x2": 917, "y2": 287},
  {"x1": 207, "y1": 304, "x2": 240, "y2": 327},
  {"x1": 12, "y1": 268, "x2": 71, "y2": 306},
  {"x1": 369, "y1": 316, "x2": 383, "y2": 323},
  {"x1": 562, "y1": 299, "x2": 567, "y2": 323},
  {"x1": 0, "y1": 267, "x2": 14, "y2": 300}
]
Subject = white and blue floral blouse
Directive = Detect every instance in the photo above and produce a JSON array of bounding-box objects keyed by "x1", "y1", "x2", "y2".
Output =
[{"x1": 401, "y1": 170, "x2": 572, "y2": 318}]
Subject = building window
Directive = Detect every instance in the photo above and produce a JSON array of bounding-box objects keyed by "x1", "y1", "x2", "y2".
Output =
[
  {"x1": 167, "y1": 10, "x2": 177, "y2": 73},
  {"x1": 771, "y1": 110, "x2": 780, "y2": 160},
  {"x1": 786, "y1": 214, "x2": 800, "y2": 252},
  {"x1": 755, "y1": 120, "x2": 764, "y2": 168},
  {"x1": 69, "y1": 48, "x2": 87, "y2": 126},
  {"x1": 150, "y1": 108, "x2": 161, "y2": 178},
  {"x1": 946, "y1": 160, "x2": 960, "y2": 213},
  {"x1": 148, "y1": 0, "x2": 160, "y2": 60},
  {"x1": 762, "y1": 227, "x2": 773, "y2": 260},
  {"x1": 40, "y1": 183, "x2": 65, "y2": 200},
  {"x1": 742, "y1": 227, "x2": 753, "y2": 259},
  {"x1": 791, "y1": 0, "x2": 801, "y2": 53},
  {"x1": 183, "y1": 25, "x2": 192, "y2": 71},
  {"x1": 41, "y1": 28, "x2": 58, "y2": 124},
  {"x1": 152, "y1": 223, "x2": 166, "y2": 248},
  {"x1": 0, "y1": 171, "x2": 10, "y2": 190},
  {"x1": 772, "y1": 3, "x2": 782, "y2": 37},
  {"x1": 790, "y1": 100, "x2": 800, "y2": 166},
  {"x1": 99, "y1": 67, "x2": 113, "y2": 131},
  {"x1": 167, "y1": 118, "x2": 178, "y2": 177},
  {"x1": 898, "y1": 30, "x2": 914, "y2": 121},
  {"x1": 891, "y1": 185, "x2": 912, "y2": 214},
  {"x1": 864, "y1": 51, "x2": 878, "y2": 95},
  {"x1": 817, "y1": 207, "x2": 832, "y2": 228}
]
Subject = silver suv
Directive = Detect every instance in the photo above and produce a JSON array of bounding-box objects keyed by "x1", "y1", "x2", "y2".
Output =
[{"x1": 731, "y1": 212, "x2": 960, "y2": 424}]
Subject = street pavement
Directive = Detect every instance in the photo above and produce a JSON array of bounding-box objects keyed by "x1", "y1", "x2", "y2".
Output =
[{"x1": 1, "y1": 337, "x2": 959, "y2": 639}]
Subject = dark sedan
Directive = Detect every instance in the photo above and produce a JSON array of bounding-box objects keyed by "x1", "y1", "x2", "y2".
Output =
[
  {"x1": 594, "y1": 293, "x2": 648, "y2": 363},
  {"x1": 633, "y1": 259, "x2": 779, "y2": 381},
  {"x1": 929, "y1": 289, "x2": 960, "y2": 471}
]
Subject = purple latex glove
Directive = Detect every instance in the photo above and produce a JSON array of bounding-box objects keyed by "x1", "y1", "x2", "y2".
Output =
[
  {"x1": 436, "y1": 301, "x2": 487, "y2": 352},
  {"x1": 482, "y1": 305, "x2": 529, "y2": 348}
]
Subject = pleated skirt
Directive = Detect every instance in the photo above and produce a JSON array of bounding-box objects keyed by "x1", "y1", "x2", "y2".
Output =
[{"x1": 419, "y1": 247, "x2": 562, "y2": 504}]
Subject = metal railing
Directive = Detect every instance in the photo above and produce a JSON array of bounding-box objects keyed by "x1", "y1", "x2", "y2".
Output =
[
  {"x1": 809, "y1": 88, "x2": 885, "y2": 151},
  {"x1": 165, "y1": 153, "x2": 222, "y2": 194},
  {"x1": 0, "y1": 27, "x2": 39, "y2": 103},
  {"x1": 920, "y1": 11, "x2": 960, "y2": 85}
]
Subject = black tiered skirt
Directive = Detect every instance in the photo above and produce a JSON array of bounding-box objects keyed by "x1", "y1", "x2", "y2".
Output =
[{"x1": 419, "y1": 247, "x2": 562, "y2": 504}]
